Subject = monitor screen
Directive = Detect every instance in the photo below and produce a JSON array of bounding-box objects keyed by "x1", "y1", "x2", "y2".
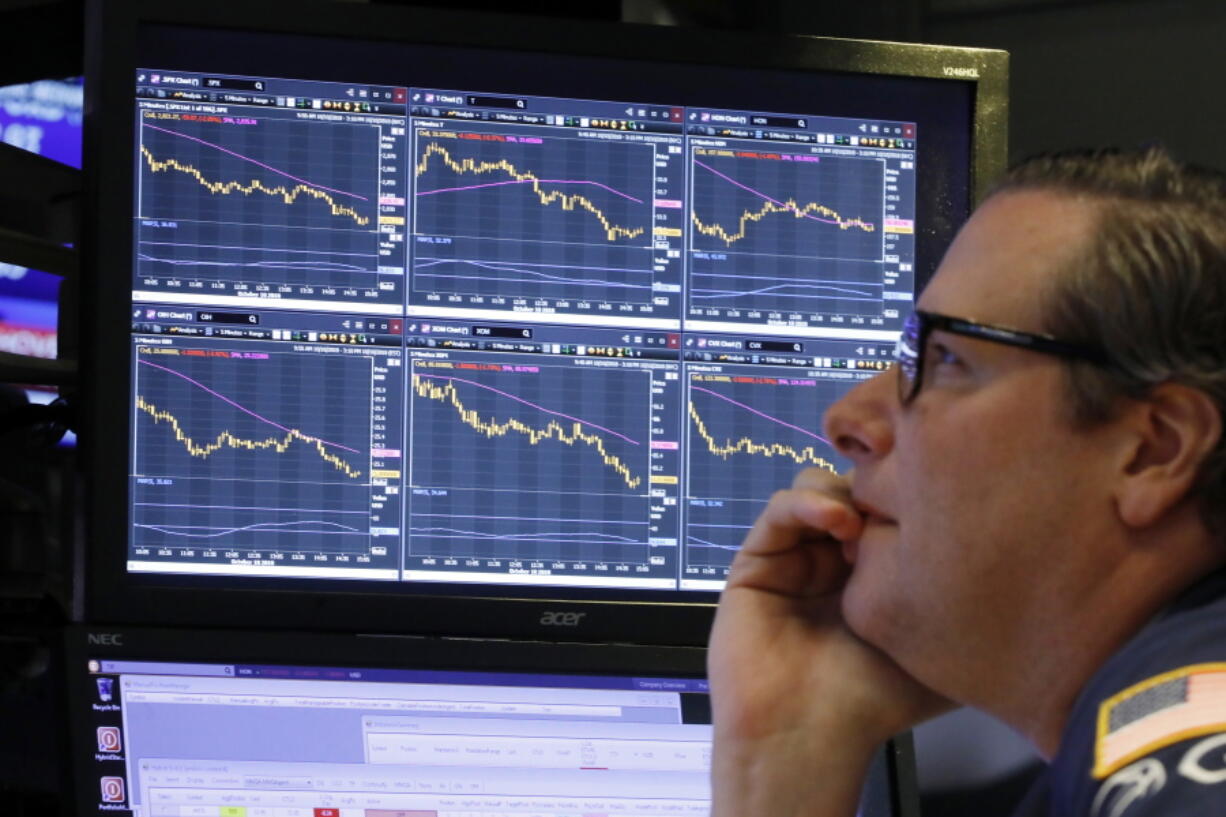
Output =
[
  {"x1": 0, "y1": 77, "x2": 81, "y2": 360},
  {"x1": 64, "y1": 626, "x2": 914, "y2": 817},
  {"x1": 84, "y1": 2, "x2": 1007, "y2": 642}
]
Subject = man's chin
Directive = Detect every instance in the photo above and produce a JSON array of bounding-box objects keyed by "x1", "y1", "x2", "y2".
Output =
[
  {"x1": 839, "y1": 572, "x2": 873, "y2": 635},
  {"x1": 839, "y1": 571, "x2": 896, "y2": 651}
]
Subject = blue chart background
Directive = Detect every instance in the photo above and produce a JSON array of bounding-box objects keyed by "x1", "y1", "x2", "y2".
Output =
[
  {"x1": 408, "y1": 358, "x2": 654, "y2": 566},
  {"x1": 131, "y1": 346, "x2": 373, "y2": 555},
  {"x1": 685, "y1": 370, "x2": 854, "y2": 572},
  {"x1": 136, "y1": 115, "x2": 382, "y2": 291},
  {"x1": 688, "y1": 150, "x2": 886, "y2": 318},
  {"x1": 411, "y1": 128, "x2": 657, "y2": 305}
]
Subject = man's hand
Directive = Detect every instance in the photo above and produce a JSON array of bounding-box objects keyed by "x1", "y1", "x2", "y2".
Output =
[{"x1": 708, "y1": 467, "x2": 948, "y2": 817}]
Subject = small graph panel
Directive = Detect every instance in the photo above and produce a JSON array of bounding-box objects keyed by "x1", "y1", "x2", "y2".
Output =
[
  {"x1": 134, "y1": 107, "x2": 404, "y2": 310},
  {"x1": 406, "y1": 351, "x2": 680, "y2": 587},
  {"x1": 409, "y1": 114, "x2": 685, "y2": 326},
  {"x1": 687, "y1": 145, "x2": 888, "y2": 328},
  {"x1": 416, "y1": 138, "x2": 652, "y2": 246},
  {"x1": 130, "y1": 338, "x2": 402, "y2": 576},
  {"x1": 140, "y1": 122, "x2": 375, "y2": 227},
  {"x1": 683, "y1": 367, "x2": 856, "y2": 581}
]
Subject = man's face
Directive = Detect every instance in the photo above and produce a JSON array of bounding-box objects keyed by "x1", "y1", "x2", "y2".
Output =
[{"x1": 825, "y1": 190, "x2": 1120, "y2": 701}]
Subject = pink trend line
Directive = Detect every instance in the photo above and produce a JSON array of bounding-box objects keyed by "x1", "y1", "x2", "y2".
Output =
[
  {"x1": 416, "y1": 177, "x2": 644, "y2": 204},
  {"x1": 142, "y1": 123, "x2": 369, "y2": 202},
  {"x1": 691, "y1": 384, "x2": 832, "y2": 445},
  {"x1": 692, "y1": 158, "x2": 854, "y2": 227},
  {"x1": 137, "y1": 359, "x2": 361, "y2": 453},
  {"x1": 416, "y1": 372, "x2": 640, "y2": 446}
]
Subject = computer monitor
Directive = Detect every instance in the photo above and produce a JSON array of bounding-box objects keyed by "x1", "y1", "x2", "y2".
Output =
[
  {"x1": 82, "y1": 0, "x2": 1008, "y2": 643},
  {"x1": 63, "y1": 625, "x2": 919, "y2": 817},
  {"x1": 0, "y1": 77, "x2": 80, "y2": 349}
]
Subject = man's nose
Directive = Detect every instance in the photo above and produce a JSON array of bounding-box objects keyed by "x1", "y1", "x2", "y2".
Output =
[{"x1": 822, "y1": 367, "x2": 897, "y2": 464}]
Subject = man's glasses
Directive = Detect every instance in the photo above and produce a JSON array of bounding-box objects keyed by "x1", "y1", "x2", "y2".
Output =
[{"x1": 895, "y1": 309, "x2": 1110, "y2": 405}]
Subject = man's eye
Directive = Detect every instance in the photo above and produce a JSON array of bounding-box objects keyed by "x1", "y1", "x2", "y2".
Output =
[{"x1": 930, "y1": 343, "x2": 962, "y2": 367}]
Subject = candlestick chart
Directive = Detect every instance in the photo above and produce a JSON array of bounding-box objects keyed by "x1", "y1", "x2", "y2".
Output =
[
  {"x1": 407, "y1": 357, "x2": 657, "y2": 568},
  {"x1": 687, "y1": 148, "x2": 887, "y2": 321},
  {"x1": 411, "y1": 127, "x2": 659, "y2": 309},
  {"x1": 131, "y1": 345, "x2": 378, "y2": 557},
  {"x1": 684, "y1": 369, "x2": 851, "y2": 573},
  {"x1": 135, "y1": 115, "x2": 390, "y2": 298}
]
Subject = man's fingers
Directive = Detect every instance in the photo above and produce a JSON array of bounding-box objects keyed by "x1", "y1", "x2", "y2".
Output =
[
  {"x1": 791, "y1": 466, "x2": 853, "y2": 495},
  {"x1": 724, "y1": 478, "x2": 863, "y2": 597},
  {"x1": 789, "y1": 468, "x2": 860, "y2": 541},
  {"x1": 740, "y1": 485, "x2": 862, "y2": 557},
  {"x1": 800, "y1": 538, "x2": 853, "y2": 596}
]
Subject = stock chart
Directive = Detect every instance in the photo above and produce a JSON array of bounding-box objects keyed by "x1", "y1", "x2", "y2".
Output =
[
  {"x1": 406, "y1": 354, "x2": 675, "y2": 581},
  {"x1": 130, "y1": 340, "x2": 402, "y2": 574},
  {"x1": 120, "y1": 61, "x2": 924, "y2": 598},
  {"x1": 683, "y1": 368, "x2": 853, "y2": 577},
  {"x1": 134, "y1": 111, "x2": 404, "y2": 309},
  {"x1": 410, "y1": 126, "x2": 670, "y2": 317},
  {"x1": 687, "y1": 146, "x2": 887, "y2": 326}
]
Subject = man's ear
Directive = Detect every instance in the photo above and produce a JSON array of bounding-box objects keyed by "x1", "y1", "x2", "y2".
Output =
[{"x1": 1116, "y1": 382, "x2": 1222, "y2": 529}]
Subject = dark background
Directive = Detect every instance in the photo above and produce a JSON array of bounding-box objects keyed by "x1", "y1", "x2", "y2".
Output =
[
  {"x1": 3, "y1": 0, "x2": 1223, "y2": 813},
  {"x1": 625, "y1": 0, "x2": 1226, "y2": 170}
]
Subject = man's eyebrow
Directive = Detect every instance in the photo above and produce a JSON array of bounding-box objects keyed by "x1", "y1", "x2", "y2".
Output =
[
  {"x1": 928, "y1": 326, "x2": 968, "y2": 344},
  {"x1": 926, "y1": 326, "x2": 994, "y2": 359},
  {"x1": 927, "y1": 331, "x2": 971, "y2": 356}
]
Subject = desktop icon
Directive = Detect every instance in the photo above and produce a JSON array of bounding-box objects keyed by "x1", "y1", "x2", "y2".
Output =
[
  {"x1": 96, "y1": 678, "x2": 114, "y2": 702},
  {"x1": 100, "y1": 777, "x2": 125, "y2": 803},
  {"x1": 97, "y1": 726, "x2": 122, "y2": 753}
]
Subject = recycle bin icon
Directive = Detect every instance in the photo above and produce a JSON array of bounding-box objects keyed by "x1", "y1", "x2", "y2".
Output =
[{"x1": 97, "y1": 677, "x2": 114, "y2": 702}]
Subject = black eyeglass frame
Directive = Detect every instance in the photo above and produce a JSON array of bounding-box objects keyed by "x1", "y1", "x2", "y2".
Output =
[{"x1": 895, "y1": 309, "x2": 1110, "y2": 405}]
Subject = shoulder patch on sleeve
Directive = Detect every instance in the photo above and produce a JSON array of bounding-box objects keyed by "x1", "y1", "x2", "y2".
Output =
[{"x1": 1094, "y1": 662, "x2": 1226, "y2": 779}]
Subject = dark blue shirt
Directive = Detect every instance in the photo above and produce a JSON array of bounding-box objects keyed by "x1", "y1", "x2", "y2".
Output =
[{"x1": 1013, "y1": 570, "x2": 1226, "y2": 817}]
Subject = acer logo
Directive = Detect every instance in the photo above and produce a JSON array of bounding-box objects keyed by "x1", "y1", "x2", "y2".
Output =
[
  {"x1": 87, "y1": 633, "x2": 124, "y2": 646},
  {"x1": 540, "y1": 611, "x2": 586, "y2": 627}
]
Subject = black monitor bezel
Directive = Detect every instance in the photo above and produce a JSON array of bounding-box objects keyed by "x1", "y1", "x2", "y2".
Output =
[
  {"x1": 62, "y1": 624, "x2": 918, "y2": 817},
  {"x1": 82, "y1": 0, "x2": 1007, "y2": 645}
]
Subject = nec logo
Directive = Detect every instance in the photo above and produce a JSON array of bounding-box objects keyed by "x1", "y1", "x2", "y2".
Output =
[
  {"x1": 540, "y1": 611, "x2": 586, "y2": 627},
  {"x1": 87, "y1": 633, "x2": 124, "y2": 646}
]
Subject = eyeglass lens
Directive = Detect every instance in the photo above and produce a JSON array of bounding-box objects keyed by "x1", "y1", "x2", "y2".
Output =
[{"x1": 895, "y1": 310, "x2": 924, "y2": 403}]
